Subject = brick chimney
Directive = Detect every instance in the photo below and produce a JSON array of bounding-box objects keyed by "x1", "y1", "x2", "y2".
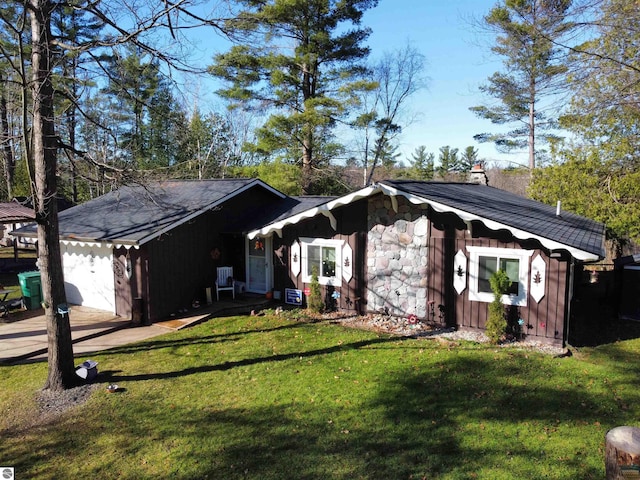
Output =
[{"x1": 469, "y1": 164, "x2": 488, "y2": 185}]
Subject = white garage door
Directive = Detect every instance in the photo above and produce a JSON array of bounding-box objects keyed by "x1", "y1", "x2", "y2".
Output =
[{"x1": 62, "y1": 243, "x2": 116, "y2": 313}]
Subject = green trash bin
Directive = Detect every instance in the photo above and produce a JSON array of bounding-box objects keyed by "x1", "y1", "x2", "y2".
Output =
[{"x1": 18, "y1": 271, "x2": 42, "y2": 310}]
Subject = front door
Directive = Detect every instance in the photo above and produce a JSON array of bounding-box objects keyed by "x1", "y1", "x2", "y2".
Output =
[
  {"x1": 246, "y1": 236, "x2": 271, "y2": 293},
  {"x1": 113, "y1": 247, "x2": 133, "y2": 318}
]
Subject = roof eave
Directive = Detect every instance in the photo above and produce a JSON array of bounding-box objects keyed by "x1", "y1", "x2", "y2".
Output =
[
  {"x1": 250, "y1": 181, "x2": 604, "y2": 262},
  {"x1": 60, "y1": 237, "x2": 140, "y2": 249},
  {"x1": 377, "y1": 182, "x2": 604, "y2": 262},
  {"x1": 248, "y1": 185, "x2": 379, "y2": 239}
]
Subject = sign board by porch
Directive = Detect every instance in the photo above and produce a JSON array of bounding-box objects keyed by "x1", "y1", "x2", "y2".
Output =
[{"x1": 285, "y1": 288, "x2": 303, "y2": 306}]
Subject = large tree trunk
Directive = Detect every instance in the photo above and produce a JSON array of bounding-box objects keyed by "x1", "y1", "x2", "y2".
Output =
[
  {"x1": 605, "y1": 426, "x2": 640, "y2": 479},
  {"x1": 29, "y1": 0, "x2": 76, "y2": 391}
]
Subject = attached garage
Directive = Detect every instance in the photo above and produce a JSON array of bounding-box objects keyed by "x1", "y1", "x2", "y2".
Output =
[
  {"x1": 11, "y1": 179, "x2": 322, "y2": 323},
  {"x1": 61, "y1": 242, "x2": 116, "y2": 313}
]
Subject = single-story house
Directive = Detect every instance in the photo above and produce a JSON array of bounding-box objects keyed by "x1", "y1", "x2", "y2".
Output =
[
  {"x1": 0, "y1": 201, "x2": 36, "y2": 247},
  {"x1": 249, "y1": 179, "x2": 605, "y2": 346},
  {"x1": 12, "y1": 177, "x2": 605, "y2": 346},
  {"x1": 12, "y1": 179, "x2": 329, "y2": 322}
]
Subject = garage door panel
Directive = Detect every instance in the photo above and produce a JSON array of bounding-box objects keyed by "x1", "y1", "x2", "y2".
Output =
[{"x1": 62, "y1": 244, "x2": 115, "y2": 312}]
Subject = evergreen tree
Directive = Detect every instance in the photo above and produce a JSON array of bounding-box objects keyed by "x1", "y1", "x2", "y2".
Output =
[
  {"x1": 210, "y1": 0, "x2": 378, "y2": 195},
  {"x1": 471, "y1": 0, "x2": 572, "y2": 169},
  {"x1": 102, "y1": 47, "x2": 160, "y2": 166},
  {"x1": 459, "y1": 146, "x2": 481, "y2": 173},
  {"x1": 561, "y1": 0, "x2": 640, "y2": 151},
  {"x1": 5, "y1": 0, "x2": 230, "y2": 391},
  {"x1": 437, "y1": 145, "x2": 459, "y2": 178},
  {"x1": 179, "y1": 110, "x2": 242, "y2": 180},
  {"x1": 0, "y1": 4, "x2": 25, "y2": 200},
  {"x1": 145, "y1": 78, "x2": 188, "y2": 170},
  {"x1": 407, "y1": 145, "x2": 435, "y2": 180},
  {"x1": 53, "y1": 5, "x2": 104, "y2": 204},
  {"x1": 531, "y1": 0, "x2": 640, "y2": 253},
  {"x1": 486, "y1": 270, "x2": 510, "y2": 344}
]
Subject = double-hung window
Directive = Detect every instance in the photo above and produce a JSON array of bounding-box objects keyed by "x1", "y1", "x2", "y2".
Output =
[
  {"x1": 300, "y1": 238, "x2": 343, "y2": 285},
  {"x1": 467, "y1": 246, "x2": 533, "y2": 306}
]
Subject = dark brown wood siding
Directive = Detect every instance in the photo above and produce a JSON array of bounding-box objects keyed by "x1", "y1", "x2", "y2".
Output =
[
  {"x1": 277, "y1": 193, "x2": 572, "y2": 345},
  {"x1": 114, "y1": 246, "x2": 149, "y2": 322},
  {"x1": 435, "y1": 220, "x2": 570, "y2": 345},
  {"x1": 146, "y1": 209, "x2": 223, "y2": 321},
  {"x1": 138, "y1": 186, "x2": 285, "y2": 322},
  {"x1": 273, "y1": 201, "x2": 367, "y2": 314}
]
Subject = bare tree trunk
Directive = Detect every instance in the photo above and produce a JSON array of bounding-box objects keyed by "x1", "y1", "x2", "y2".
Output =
[
  {"x1": 66, "y1": 101, "x2": 78, "y2": 203},
  {"x1": 301, "y1": 132, "x2": 313, "y2": 195},
  {"x1": 0, "y1": 73, "x2": 16, "y2": 199},
  {"x1": 529, "y1": 82, "x2": 536, "y2": 171},
  {"x1": 29, "y1": 0, "x2": 76, "y2": 391}
]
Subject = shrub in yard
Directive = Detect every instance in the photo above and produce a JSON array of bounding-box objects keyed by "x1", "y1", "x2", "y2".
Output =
[
  {"x1": 486, "y1": 269, "x2": 511, "y2": 343},
  {"x1": 307, "y1": 267, "x2": 324, "y2": 313}
]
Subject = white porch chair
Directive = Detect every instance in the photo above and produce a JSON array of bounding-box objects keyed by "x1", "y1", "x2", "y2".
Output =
[{"x1": 215, "y1": 266, "x2": 235, "y2": 301}]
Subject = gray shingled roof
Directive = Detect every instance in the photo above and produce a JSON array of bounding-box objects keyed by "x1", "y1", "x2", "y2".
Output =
[
  {"x1": 62, "y1": 179, "x2": 269, "y2": 244},
  {"x1": 12, "y1": 179, "x2": 333, "y2": 246},
  {"x1": 382, "y1": 180, "x2": 606, "y2": 259},
  {"x1": 219, "y1": 195, "x2": 334, "y2": 234},
  {"x1": 14, "y1": 179, "x2": 278, "y2": 245}
]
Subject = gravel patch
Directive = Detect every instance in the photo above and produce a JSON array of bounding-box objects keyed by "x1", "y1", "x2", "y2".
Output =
[
  {"x1": 36, "y1": 383, "x2": 99, "y2": 420},
  {"x1": 327, "y1": 313, "x2": 567, "y2": 356}
]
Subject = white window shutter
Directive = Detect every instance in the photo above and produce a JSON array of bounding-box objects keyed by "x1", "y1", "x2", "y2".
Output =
[
  {"x1": 290, "y1": 241, "x2": 301, "y2": 277},
  {"x1": 342, "y1": 243, "x2": 353, "y2": 282},
  {"x1": 530, "y1": 254, "x2": 546, "y2": 303},
  {"x1": 453, "y1": 250, "x2": 467, "y2": 294}
]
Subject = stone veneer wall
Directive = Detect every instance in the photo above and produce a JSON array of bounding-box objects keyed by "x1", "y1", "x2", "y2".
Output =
[{"x1": 367, "y1": 195, "x2": 430, "y2": 318}]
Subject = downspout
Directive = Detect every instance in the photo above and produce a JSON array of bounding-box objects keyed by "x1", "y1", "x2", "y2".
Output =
[{"x1": 565, "y1": 259, "x2": 576, "y2": 347}]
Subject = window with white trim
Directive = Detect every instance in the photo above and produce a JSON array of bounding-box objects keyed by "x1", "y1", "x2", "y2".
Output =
[
  {"x1": 466, "y1": 246, "x2": 533, "y2": 306},
  {"x1": 301, "y1": 238, "x2": 343, "y2": 285}
]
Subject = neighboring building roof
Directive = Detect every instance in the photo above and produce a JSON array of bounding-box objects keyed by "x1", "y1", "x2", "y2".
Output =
[
  {"x1": 13, "y1": 179, "x2": 288, "y2": 246},
  {"x1": 249, "y1": 180, "x2": 606, "y2": 261},
  {"x1": 0, "y1": 202, "x2": 35, "y2": 223}
]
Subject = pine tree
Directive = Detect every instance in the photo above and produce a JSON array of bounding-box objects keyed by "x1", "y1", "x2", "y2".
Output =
[
  {"x1": 408, "y1": 146, "x2": 435, "y2": 180},
  {"x1": 471, "y1": 0, "x2": 572, "y2": 169},
  {"x1": 486, "y1": 270, "x2": 511, "y2": 344},
  {"x1": 210, "y1": 0, "x2": 378, "y2": 195},
  {"x1": 436, "y1": 145, "x2": 459, "y2": 178}
]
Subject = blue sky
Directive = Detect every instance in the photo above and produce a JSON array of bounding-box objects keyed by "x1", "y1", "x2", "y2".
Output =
[
  {"x1": 185, "y1": 0, "x2": 524, "y2": 168},
  {"x1": 361, "y1": 0, "x2": 522, "y2": 167}
]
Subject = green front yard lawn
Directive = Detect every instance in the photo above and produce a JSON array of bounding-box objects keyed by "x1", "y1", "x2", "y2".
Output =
[{"x1": 1, "y1": 314, "x2": 638, "y2": 479}]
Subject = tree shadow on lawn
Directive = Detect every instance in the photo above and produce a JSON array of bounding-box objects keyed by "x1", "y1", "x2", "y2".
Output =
[
  {"x1": 103, "y1": 321, "x2": 309, "y2": 356},
  {"x1": 367, "y1": 356, "x2": 613, "y2": 478},
  {"x1": 5, "y1": 350, "x2": 625, "y2": 479},
  {"x1": 189, "y1": 354, "x2": 621, "y2": 479},
  {"x1": 104, "y1": 336, "x2": 403, "y2": 383}
]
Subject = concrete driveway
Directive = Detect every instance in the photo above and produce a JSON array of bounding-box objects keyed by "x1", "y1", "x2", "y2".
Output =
[
  {"x1": 0, "y1": 295, "x2": 271, "y2": 363},
  {"x1": 0, "y1": 306, "x2": 169, "y2": 363}
]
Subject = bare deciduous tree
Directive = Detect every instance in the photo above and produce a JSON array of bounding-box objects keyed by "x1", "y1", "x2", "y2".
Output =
[
  {"x1": 353, "y1": 43, "x2": 427, "y2": 186},
  {"x1": 16, "y1": 0, "x2": 228, "y2": 391}
]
